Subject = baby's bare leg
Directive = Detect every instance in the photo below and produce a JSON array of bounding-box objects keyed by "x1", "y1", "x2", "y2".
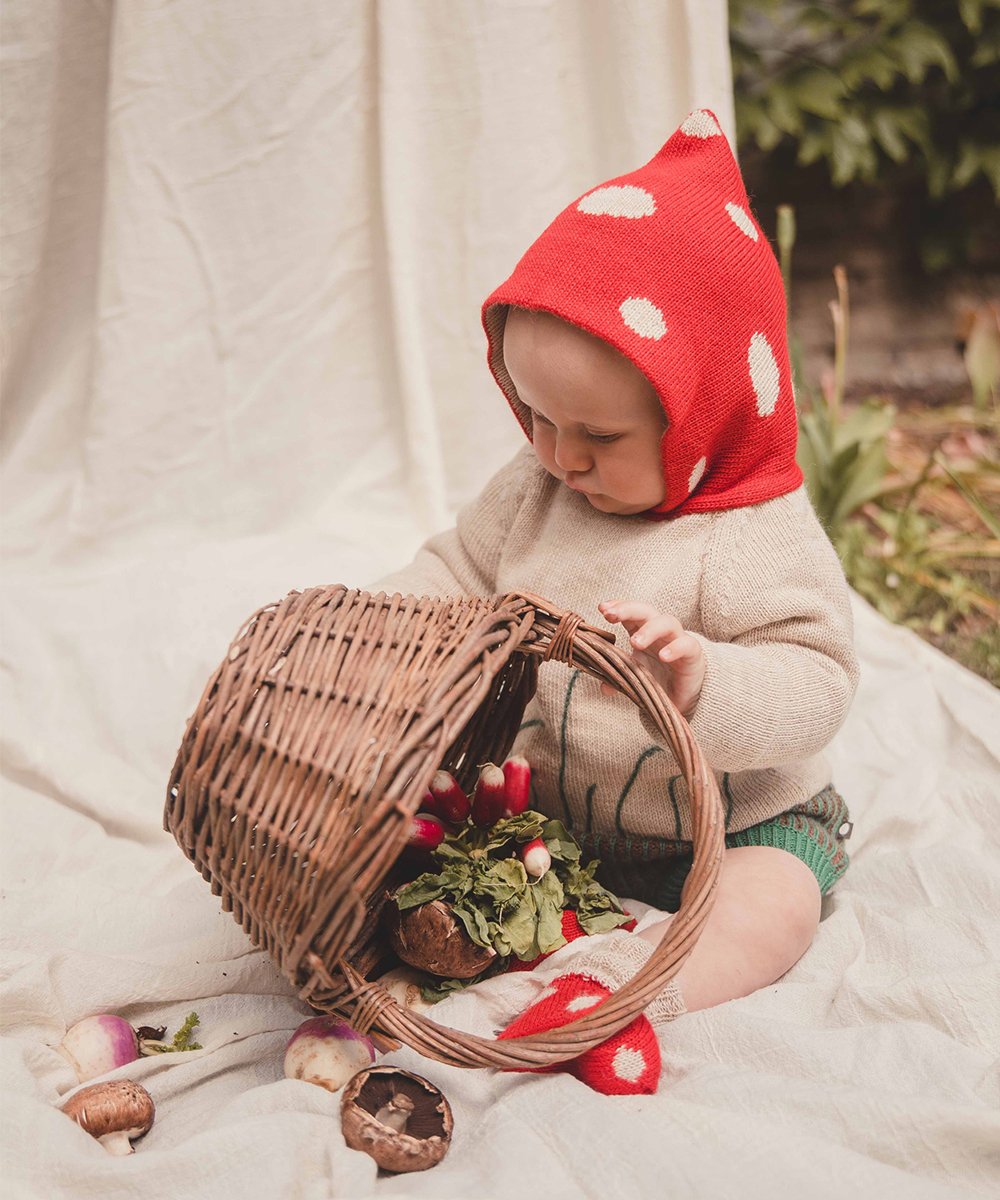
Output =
[{"x1": 637, "y1": 846, "x2": 822, "y2": 1012}]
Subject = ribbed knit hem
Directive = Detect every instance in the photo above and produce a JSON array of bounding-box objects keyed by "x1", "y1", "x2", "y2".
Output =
[
  {"x1": 727, "y1": 822, "x2": 841, "y2": 894},
  {"x1": 591, "y1": 785, "x2": 852, "y2": 911}
]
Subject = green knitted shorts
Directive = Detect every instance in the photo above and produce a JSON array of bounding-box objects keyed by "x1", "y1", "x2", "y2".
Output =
[{"x1": 582, "y1": 785, "x2": 853, "y2": 913}]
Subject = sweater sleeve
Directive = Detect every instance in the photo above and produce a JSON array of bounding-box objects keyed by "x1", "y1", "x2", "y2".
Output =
[
  {"x1": 364, "y1": 444, "x2": 540, "y2": 599},
  {"x1": 672, "y1": 488, "x2": 860, "y2": 772}
]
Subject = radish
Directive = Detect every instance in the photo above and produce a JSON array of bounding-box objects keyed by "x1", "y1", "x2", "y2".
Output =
[
  {"x1": 284, "y1": 1016, "x2": 377, "y2": 1093},
  {"x1": 521, "y1": 837, "x2": 552, "y2": 879},
  {"x1": 417, "y1": 788, "x2": 439, "y2": 818},
  {"x1": 406, "y1": 813, "x2": 445, "y2": 852},
  {"x1": 501, "y1": 756, "x2": 531, "y2": 816},
  {"x1": 429, "y1": 770, "x2": 471, "y2": 824},
  {"x1": 471, "y1": 763, "x2": 506, "y2": 828}
]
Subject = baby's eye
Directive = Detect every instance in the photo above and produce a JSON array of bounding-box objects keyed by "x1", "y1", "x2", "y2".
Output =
[{"x1": 589, "y1": 432, "x2": 621, "y2": 444}]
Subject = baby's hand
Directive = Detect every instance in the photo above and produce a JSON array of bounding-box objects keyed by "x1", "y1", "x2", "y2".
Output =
[{"x1": 597, "y1": 600, "x2": 706, "y2": 718}]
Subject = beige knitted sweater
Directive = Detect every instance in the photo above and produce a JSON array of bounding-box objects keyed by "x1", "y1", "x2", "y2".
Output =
[{"x1": 367, "y1": 444, "x2": 859, "y2": 846}]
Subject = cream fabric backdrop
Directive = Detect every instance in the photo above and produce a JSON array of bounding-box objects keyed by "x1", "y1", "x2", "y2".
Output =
[
  {"x1": 2, "y1": 0, "x2": 734, "y2": 552},
  {"x1": 5, "y1": 6, "x2": 999, "y2": 1200}
]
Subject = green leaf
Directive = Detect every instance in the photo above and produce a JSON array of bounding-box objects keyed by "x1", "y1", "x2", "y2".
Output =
[
  {"x1": 926, "y1": 153, "x2": 954, "y2": 200},
  {"x1": 419, "y1": 962, "x2": 505, "y2": 1003},
  {"x1": 937, "y1": 459, "x2": 1000, "y2": 538},
  {"x1": 951, "y1": 143, "x2": 1000, "y2": 199},
  {"x1": 971, "y1": 34, "x2": 1000, "y2": 68},
  {"x1": 433, "y1": 841, "x2": 471, "y2": 863},
  {"x1": 834, "y1": 403, "x2": 896, "y2": 450},
  {"x1": 501, "y1": 888, "x2": 540, "y2": 959},
  {"x1": 393, "y1": 872, "x2": 452, "y2": 911},
  {"x1": 484, "y1": 811, "x2": 544, "y2": 850},
  {"x1": 888, "y1": 22, "x2": 959, "y2": 84},
  {"x1": 476, "y1": 857, "x2": 528, "y2": 905},
  {"x1": 533, "y1": 871, "x2": 567, "y2": 954},
  {"x1": 828, "y1": 440, "x2": 891, "y2": 528},
  {"x1": 767, "y1": 84, "x2": 804, "y2": 136},
  {"x1": 871, "y1": 110, "x2": 910, "y2": 163},
  {"x1": 540, "y1": 819, "x2": 579, "y2": 861},
  {"x1": 578, "y1": 909, "x2": 636, "y2": 936},
  {"x1": 793, "y1": 69, "x2": 846, "y2": 120},
  {"x1": 830, "y1": 125, "x2": 863, "y2": 186},
  {"x1": 958, "y1": 0, "x2": 985, "y2": 34},
  {"x1": 840, "y1": 46, "x2": 904, "y2": 92},
  {"x1": 451, "y1": 899, "x2": 493, "y2": 949}
]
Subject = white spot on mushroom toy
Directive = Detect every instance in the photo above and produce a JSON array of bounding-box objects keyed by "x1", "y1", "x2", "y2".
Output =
[
  {"x1": 61, "y1": 1080, "x2": 155, "y2": 1156},
  {"x1": 284, "y1": 1015, "x2": 377, "y2": 1093}
]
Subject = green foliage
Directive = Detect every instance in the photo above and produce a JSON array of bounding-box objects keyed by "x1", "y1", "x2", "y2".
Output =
[
  {"x1": 838, "y1": 488, "x2": 1000, "y2": 653},
  {"x1": 730, "y1": 0, "x2": 1000, "y2": 269},
  {"x1": 798, "y1": 398, "x2": 896, "y2": 539},
  {"x1": 781, "y1": 203, "x2": 999, "y2": 681},
  {"x1": 789, "y1": 250, "x2": 897, "y2": 540}
]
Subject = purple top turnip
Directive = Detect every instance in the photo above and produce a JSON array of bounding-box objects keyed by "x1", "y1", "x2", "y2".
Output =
[
  {"x1": 59, "y1": 1016, "x2": 140, "y2": 1083},
  {"x1": 284, "y1": 1016, "x2": 377, "y2": 1093}
]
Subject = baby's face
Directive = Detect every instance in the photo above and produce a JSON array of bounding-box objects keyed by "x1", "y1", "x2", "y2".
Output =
[{"x1": 502, "y1": 308, "x2": 668, "y2": 515}]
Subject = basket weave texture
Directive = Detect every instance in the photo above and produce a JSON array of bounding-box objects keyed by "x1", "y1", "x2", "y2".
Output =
[{"x1": 165, "y1": 587, "x2": 724, "y2": 1069}]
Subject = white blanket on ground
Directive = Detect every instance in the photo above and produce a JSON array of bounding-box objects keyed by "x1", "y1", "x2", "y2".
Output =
[
  {"x1": 3, "y1": 531, "x2": 999, "y2": 1199},
  {"x1": 3, "y1": 2, "x2": 998, "y2": 1195}
]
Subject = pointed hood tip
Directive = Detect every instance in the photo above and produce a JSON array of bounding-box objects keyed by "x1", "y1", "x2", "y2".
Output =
[{"x1": 482, "y1": 107, "x2": 798, "y2": 519}]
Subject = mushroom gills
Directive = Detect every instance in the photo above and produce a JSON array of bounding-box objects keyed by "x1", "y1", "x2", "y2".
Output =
[{"x1": 340, "y1": 1066, "x2": 453, "y2": 1173}]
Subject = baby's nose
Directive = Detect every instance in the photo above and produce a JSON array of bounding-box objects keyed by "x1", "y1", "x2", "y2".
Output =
[{"x1": 553, "y1": 435, "x2": 591, "y2": 473}]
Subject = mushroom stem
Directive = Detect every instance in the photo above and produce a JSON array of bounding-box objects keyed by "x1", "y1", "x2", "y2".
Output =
[
  {"x1": 97, "y1": 1130, "x2": 135, "y2": 1156},
  {"x1": 374, "y1": 1091, "x2": 415, "y2": 1134}
]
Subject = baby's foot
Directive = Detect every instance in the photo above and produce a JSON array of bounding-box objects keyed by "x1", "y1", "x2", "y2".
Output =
[{"x1": 497, "y1": 972, "x2": 661, "y2": 1095}]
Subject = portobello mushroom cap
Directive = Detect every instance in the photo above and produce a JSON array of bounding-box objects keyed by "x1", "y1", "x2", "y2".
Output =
[
  {"x1": 340, "y1": 1065, "x2": 453, "y2": 1173},
  {"x1": 383, "y1": 893, "x2": 496, "y2": 979},
  {"x1": 61, "y1": 1079, "x2": 155, "y2": 1155}
]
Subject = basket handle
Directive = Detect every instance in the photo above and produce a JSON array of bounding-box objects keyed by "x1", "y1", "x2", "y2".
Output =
[{"x1": 340, "y1": 598, "x2": 726, "y2": 1070}]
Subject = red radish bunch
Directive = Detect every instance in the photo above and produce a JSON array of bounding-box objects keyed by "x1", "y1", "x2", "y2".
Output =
[
  {"x1": 471, "y1": 763, "x2": 506, "y2": 828},
  {"x1": 406, "y1": 813, "x2": 445, "y2": 853},
  {"x1": 427, "y1": 771, "x2": 471, "y2": 824},
  {"x1": 501, "y1": 756, "x2": 531, "y2": 817},
  {"x1": 404, "y1": 754, "x2": 535, "y2": 851}
]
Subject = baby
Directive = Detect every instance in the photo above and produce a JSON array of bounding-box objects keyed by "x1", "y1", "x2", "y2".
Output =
[{"x1": 368, "y1": 109, "x2": 859, "y2": 1093}]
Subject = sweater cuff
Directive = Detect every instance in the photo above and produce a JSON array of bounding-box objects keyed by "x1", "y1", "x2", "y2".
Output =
[{"x1": 533, "y1": 929, "x2": 687, "y2": 1027}]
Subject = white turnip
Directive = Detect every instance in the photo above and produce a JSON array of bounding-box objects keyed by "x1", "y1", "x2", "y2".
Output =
[
  {"x1": 284, "y1": 1016, "x2": 376, "y2": 1093},
  {"x1": 59, "y1": 1016, "x2": 139, "y2": 1083}
]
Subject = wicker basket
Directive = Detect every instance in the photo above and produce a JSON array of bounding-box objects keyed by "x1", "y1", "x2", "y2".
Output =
[{"x1": 165, "y1": 587, "x2": 724, "y2": 1070}]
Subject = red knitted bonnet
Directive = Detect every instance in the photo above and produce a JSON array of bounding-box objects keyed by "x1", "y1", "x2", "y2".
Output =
[{"x1": 481, "y1": 108, "x2": 803, "y2": 519}]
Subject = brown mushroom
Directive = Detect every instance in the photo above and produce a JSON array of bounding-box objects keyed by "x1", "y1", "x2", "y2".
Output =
[
  {"x1": 61, "y1": 1080, "x2": 155, "y2": 1155},
  {"x1": 340, "y1": 1065, "x2": 453, "y2": 1174},
  {"x1": 383, "y1": 893, "x2": 496, "y2": 979}
]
